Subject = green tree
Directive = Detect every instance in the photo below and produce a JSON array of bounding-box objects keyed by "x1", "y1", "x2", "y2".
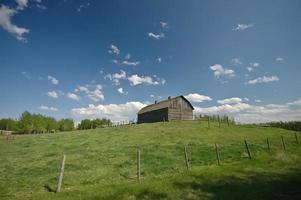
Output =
[
  {"x1": 18, "y1": 111, "x2": 34, "y2": 134},
  {"x1": 78, "y1": 119, "x2": 92, "y2": 130},
  {"x1": 45, "y1": 117, "x2": 59, "y2": 133},
  {"x1": 59, "y1": 119, "x2": 74, "y2": 132},
  {"x1": 0, "y1": 118, "x2": 18, "y2": 131}
]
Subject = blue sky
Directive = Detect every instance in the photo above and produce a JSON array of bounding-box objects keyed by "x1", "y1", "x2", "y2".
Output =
[{"x1": 1, "y1": 0, "x2": 301, "y2": 123}]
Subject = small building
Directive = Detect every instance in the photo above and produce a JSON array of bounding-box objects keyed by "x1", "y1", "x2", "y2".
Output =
[{"x1": 137, "y1": 95, "x2": 194, "y2": 123}]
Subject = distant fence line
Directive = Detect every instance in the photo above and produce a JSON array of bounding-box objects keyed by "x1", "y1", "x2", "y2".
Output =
[
  {"x1": 110, "y1": 118, "x2": 233, "y2": 128},
  {"x1": 0, "y1": 130, "x2": 13, "y2": 135}
]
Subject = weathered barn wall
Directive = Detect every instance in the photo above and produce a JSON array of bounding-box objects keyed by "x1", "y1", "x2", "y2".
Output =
[
  {"x1": 168, "y1": 97, "x2": 193, "y2": 121},
  {"x1": 138, "y1": 107, "x2": 168, "y2": 123},
  {"x1": 137, "y1": 96, "x2": 194, "y2": 123}
]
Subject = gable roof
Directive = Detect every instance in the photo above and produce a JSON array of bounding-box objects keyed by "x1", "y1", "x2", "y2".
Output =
[{"x1": 138, "y1": 95, "x2": 194, "y2": 114}]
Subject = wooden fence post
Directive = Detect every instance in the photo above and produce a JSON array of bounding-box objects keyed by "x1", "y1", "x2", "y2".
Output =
[
  {"x1": 266, "y1": 138, "x2": 271, "y2": 152},
  {"x1": 295, "y1": 132, "x2": 299, "y2": 145},
  {"x1": 208, "y1": 117, "x2": 210, "y2": 128},
  {"x1": 56, "y1": 154, "x2": 66, "y2": 193},
  {"x1": 215, "y1": 143, "x2": 221, "y2": 165},
  {"x1": 244, "y1": 140, "x2": 252, "y2": 159},
  {"x1": 218, "y1": 116, "x2": 221, "y2": 128},
  {"x1": 281, "y1": 136, "x2": 286, "y2": 151},
  {"x1": 137, "y1": 149, "x2": 140, "y2": 181},
  {"x1": 227, "y1": 117, "x2": 229, "y2": 127},
  {"x1": 184, "y1": 145, "x2": 190, "y2": 170}
]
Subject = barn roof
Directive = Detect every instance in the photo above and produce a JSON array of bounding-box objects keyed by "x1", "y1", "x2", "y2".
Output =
[{"x1": 138, "y1": 95, "x2": 194, "y2": 114}]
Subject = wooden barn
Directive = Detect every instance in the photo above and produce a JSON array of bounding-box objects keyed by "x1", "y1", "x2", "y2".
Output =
[{"x1": 137, "y1": 95, "x2": 194, "y2": 123}]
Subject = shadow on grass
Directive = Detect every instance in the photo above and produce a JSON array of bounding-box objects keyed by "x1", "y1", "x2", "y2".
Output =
[
  {"x1": 174, "y1": 170, "x2": 301, "y2": 200},
  {"x1": 136, "y1": 189, "x2": 168, "y2": 200},
  {"x1": 44, "y1": 184, "x2": 56, "y2": 193},
  {"x1": 90, "y1": 188, "x2": 169, "y2": 200}
]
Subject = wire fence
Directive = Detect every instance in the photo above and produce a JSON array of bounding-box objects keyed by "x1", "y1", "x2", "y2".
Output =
[{"x1": 1, "y1": 129, "x2": 299, "y2": 193}]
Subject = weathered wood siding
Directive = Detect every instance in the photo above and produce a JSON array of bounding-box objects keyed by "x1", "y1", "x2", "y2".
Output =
[
  {"x1": 137, "y1": 96, "x2": 193, "y2": 123},
  {"x1": 168, "y1": 97, "x2": 193, "y2": 121},
  {"x1": 138, "y1": 107, "x2": 168, "y2": 123}
]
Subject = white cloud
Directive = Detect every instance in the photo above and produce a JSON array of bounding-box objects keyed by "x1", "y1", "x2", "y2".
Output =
[
  {"x1": 287, "y1": 99, "x2": 301, "y2": 106},
  {"x1": 47, "y1": 75, "x2": 59, "y2": 85},
  {"x1": 89, "y1": 85, "x2": 103, "y2": 102},
  {"x1": 184, "y1": 93, "x2": 212, "y2": 103},
  {"x1": 117, "y1": 87, "x2": 127, "y2": 95},
  {"x1": 247, "y1": 75, "x2": 279, "y2": 85},
  {"x1": 112, "y1": 59, "x2": 119, "y2": 64},
  {"x1": 157, "y1": 57, "x2": 162, "y2": 63},
  {"x1": 124, "y1": 53, "x2": 131, "y2": 60},
  {"x1": 15, "y1": 0, "x2": 28, "y2": 10},
  {"x1": 195, "y1": 102, "x2": 251, "y2": 114},
  {"x1": 105, "y1": 71, "x2": 166, "y2": 87},
  {"x1": 160, "y1": 21, "x2": 168, "y2": 28},
  {"x1": 67, "y1": 92, "x2": 80, "y2": 101},
  {"x1": 47, "y1": 90, "x2": 60, "y2": 98},
  {"x1": 108, "y1": 44, "x2": 120, "y2": 55},
  {"x1": 236, "y1": 100, "x2": 301, "y2": 123},
  {"x1": 233, "y1": 23, "x2": 254, "y2": 31},
  {"x1": 255, "y1": 99, "x2": 262, "y2": 103},
  {"x1": 128, "y1": 74, "x2": 165, "y2": 86},
  {"x1": 111, "y1": 54, "x2": 139, "y2": 66},
  {"x1": 21, "y1": 71, "x2": 31, "y2": 79},
  {"x1": 77, "y1": 2, "x2": 90, "y2": 12},
  {"x1": 0, "y1": 5, "x2": 30, "y2": 42},
  {"x1": 217, "y1": 97, "x2": 242, "y2": 105},
  {"x1": 78, "y1": 86, "x2": 89, "y2": 93},
  {"x1": 194, "y1": 98, "x2": 301, "y2": 123},
  {"x1": 121, "y1": 60, "x2": 140, "y2": 66},
  {"x1": 148, "y1": 32, "x2": 165, "y2": 40},
  {"x1": 276, "y1": 57, "x2": 284, "y2": 62},
  {"x1": 71, "y1": 101, "x2": 147, "y2": 122},
  {"x1": 244, "y1": 98, "x2": 249, "y2": 101},
  {"x1": 47, "y1": 91, "x2": 57, "y2": 98},
  {"x1": 209, "y1": 64, "x2": 235, "y2": 78},
  {"x1": 39, "y1": 105, "x2": 58, "y2": 111},
  {"x1": 150, "y1": 94, "x2": 162, "y2": 99},
  {"x1": 231, "y1": 58, "x2": 242, "y2": 65},
  {"x1": 250, "y1": 62, "x2": 260, "y2": 67},
  {"x1": 104, "y1": 70, "x2": 127, "y2": 85},
  {"x1": 246, "y1": 67, "x2": 253, "y2": 72},
  {"x1": 77, "y1": 84, "x2": 104, "y2": 102},
  {"x1": 246, "y1": 62, "x2": 260, "y2": 72}
]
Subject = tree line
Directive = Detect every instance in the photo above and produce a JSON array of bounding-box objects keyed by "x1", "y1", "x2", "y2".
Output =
[
  {"x1": 268, "y1": 121, "x2": 301, "y2": 132},
  {"x1": 0, "y1": 111, "x2": 112, "y2": 134},
  {"x1": 78, "y1": 118, "x2": 112, "y2": 130},
  {"x1": 0, "y1": 111, "x2": 74, "y2": 134}
]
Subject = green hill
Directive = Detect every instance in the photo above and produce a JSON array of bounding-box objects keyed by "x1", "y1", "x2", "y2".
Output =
[{"x1": 1, "y1": 121, "x2": 301, "y2": 200}]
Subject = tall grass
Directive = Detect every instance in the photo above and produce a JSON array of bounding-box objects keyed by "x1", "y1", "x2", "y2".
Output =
[{"x1": 0, "y1": 121, "x2": 300, "y2": 200}]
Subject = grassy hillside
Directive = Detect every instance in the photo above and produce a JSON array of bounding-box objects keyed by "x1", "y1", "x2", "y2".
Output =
[{"x1": 0, "y1": 121, "x2": 301, "y2": 200}]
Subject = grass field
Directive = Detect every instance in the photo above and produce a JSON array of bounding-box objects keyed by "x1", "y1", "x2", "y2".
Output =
[{"x1": 0, "y1": 121, "x2": 301, "y2": 200}]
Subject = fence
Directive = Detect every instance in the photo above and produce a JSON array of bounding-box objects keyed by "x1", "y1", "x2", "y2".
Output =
[
  {"x1": 0, "y1": 130, "x2": 13, "y2": 135},
  {"x1": 52, "y1": 132, "x2": 299, "y2": 193}
]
